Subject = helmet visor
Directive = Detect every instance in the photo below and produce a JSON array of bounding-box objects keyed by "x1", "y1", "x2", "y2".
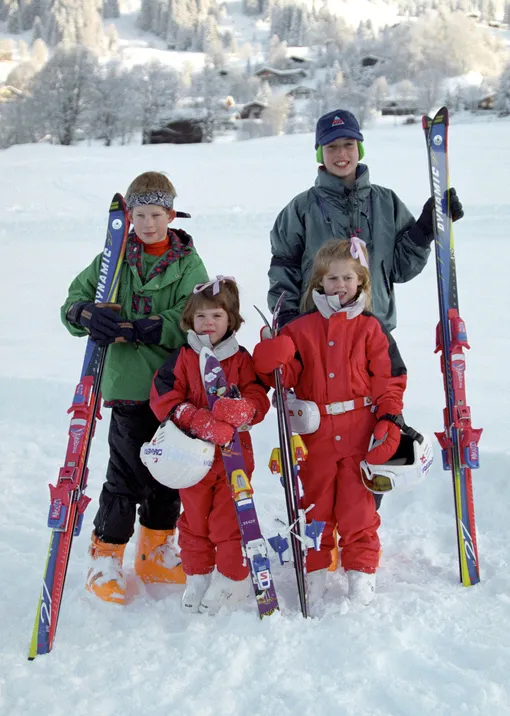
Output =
[{"x1": 360, "y1": 463, "x2": 396, "y2": 493}]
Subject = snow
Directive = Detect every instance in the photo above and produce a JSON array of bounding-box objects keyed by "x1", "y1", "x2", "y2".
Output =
[{"x1": 1, "y1": 116, "x2": 510, "y2": 715}]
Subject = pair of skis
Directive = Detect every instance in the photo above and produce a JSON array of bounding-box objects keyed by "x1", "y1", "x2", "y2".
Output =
[
  {"x1": 255, "y1": 299, "x2": 324, "y2": 619},
  {"x1": 28, "y1": 195, "x2": 129, "y2": 659},
  {"x1": 423, "y1": 107, "x2": 482, "y2": 586},
  {"x1": 199, "y1": 349, "x2": 279, "y2": 618}
]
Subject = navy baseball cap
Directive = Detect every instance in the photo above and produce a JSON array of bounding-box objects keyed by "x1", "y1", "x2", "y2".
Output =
[{"x1": 315, "y1": 109, "x2": 364, "y2": 148}]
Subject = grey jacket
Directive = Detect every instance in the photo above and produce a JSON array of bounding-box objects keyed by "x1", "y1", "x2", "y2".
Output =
[{"x1": 268, "y1": 165, "x2": 432, "y2": 332}]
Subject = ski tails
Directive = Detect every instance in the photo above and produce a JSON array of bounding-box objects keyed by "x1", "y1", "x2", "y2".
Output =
[
  {"x1": 199, "y1": 347, "x2": 279, "y2": 618},
  {"x1": 422, "y1": 108, "x2": 482, "y2": 586},
  {"x1": 28, "y1": 194, "x2": 129, "y2": 659}
]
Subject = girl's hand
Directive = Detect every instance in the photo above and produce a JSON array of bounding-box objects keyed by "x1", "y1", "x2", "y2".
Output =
[
  {"x1": 365, "y1": 418, "x2": 401, "y2": 465},
  {"x1": 252, "y1": 335, "x2": 296, "y2": 374},
  {"x1": 212, "y1": 397, "x2": 256, "y2": 428},
  {"x1": 191, "y1": 408, "x2": 234, "y2": 446},
  {"x1": 171, "y1": 403, "x2": 198, "y2": 432}
]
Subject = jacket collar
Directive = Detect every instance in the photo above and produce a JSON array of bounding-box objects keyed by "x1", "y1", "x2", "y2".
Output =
[
  {"x1": 315, "y1": 164, "x2": 371, "y2": 201},
  {"x1": 312, "y1": 290, "x2": 366, "y2": 320},
  {"x1": 187, "y1": 330, "x2": 239, "y2": 361}
]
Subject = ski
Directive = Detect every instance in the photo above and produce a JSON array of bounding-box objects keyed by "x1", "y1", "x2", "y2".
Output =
[
  {"x1": 199, "y1": 346, "x2": 279, "y2": 618},
  {"x1": 422, "y1": 107, "x2": 482, "y2": 586},
  {"x1": 28, "y1": 194, "x2": 129, "y2": 658},
  {"x1": 255, "y1": 298, "x2": 323, "y2": 618}
]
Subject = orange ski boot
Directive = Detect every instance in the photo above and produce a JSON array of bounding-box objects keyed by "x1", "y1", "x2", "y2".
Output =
[
  {"x1": 134, "y1": 526, "x2": 186, "y2": 584},
  {"x1": 86, "y1": 533, "x2": 127, "y2": 604}
]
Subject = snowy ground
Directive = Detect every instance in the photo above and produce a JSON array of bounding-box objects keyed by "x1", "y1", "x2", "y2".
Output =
[{"x1": 1, "y1": 118, "x2": 510, "y2": 715}]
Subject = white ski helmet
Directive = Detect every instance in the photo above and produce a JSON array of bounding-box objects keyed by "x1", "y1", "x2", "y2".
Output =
[
  {"x1": 140, "y1": 419, "x2": 215, "y2": 489},
  {"x1": 360, "y1": 430, "x2": 434, "y2": 494}
]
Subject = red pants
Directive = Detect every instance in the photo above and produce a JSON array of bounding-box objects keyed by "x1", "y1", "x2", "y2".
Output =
[
  {"x1": 301, "y1": 415, "x2": 381, "y2": 574},
  {"x1": 178, "y1": 456, "x2": 249, "y2": 581}
]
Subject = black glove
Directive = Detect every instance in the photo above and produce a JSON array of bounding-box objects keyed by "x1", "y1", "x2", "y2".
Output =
[
  {"x1": 117, "y1": 316, "x2": 163, "y2": 345},
  {"x1": 132, "y1": 316, "x2": 163, "y2": 345},
  {"x1": 67, "y1": 301, "x2": 129, "y2": 346},
  {"x1": 415, "y1": 187, "x2": 464, "y2": 238}
]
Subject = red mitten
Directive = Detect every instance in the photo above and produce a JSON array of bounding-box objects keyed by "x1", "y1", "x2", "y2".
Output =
[
  {"x1": 212, "y1": 397, "x2": 256, "y2": 428},
  {"x1": 191, "y1": 408, "x2": 234, "y2": 446},
  {"x1": 171, "y1": 403, "x2": 198, "y2": 432},
  {"x1": 252, "y1": 335, "x2": 296, "y2": 375},
  {"x1": 365, "y1": 419, "x2": 401, "y2": 465}
]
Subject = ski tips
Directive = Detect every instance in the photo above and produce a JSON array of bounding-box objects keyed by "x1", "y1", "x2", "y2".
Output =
[{"x1": 110, "y1": 193, "x2": 126, "y2": 212}]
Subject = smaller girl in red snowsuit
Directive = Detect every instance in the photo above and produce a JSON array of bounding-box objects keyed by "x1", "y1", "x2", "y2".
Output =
[
  {"x1": 150, "y1": 277, "x2": 269, "y2": 615},
  {"x1": 253, "y1": 238, "x2": 407, "y2": 608}
]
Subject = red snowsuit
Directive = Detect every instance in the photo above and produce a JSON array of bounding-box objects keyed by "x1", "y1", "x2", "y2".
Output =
[
  {"x1": 150, "y1": 334, "x2": 270, "y2": 580},
  {"x1": 254, "y1": 293, "x2": 407, "y2": 574}
]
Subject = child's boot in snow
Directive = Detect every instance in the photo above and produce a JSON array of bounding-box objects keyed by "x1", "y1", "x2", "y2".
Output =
[
  {"x1": 307, "y1": 567, "x2": 328, "y2": 616},
  {"x1": 134, "y1": 526, "x2": 185, "y2": 584},
  {"x1": 86, "y1": 533, "x2": 127, "y2": 604},
  {"x1": 347, "y1": 570, "x2": 376, "y2": 605},
  {"x1": 199, "y1": 572, "x2": 251, "y2": 615},
  {"x1": 181, "y1": 573, "x2": 213, "y2": 613}
]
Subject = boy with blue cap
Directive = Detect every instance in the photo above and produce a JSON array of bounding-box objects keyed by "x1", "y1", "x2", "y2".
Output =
[{"x1": 267, "y1": 108, "x2": 464, "y2": 330}]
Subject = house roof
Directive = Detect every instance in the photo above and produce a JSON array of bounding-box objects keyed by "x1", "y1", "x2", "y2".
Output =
[{"x1": 255, "y1": 66, "x2": 307, "y2": 78}]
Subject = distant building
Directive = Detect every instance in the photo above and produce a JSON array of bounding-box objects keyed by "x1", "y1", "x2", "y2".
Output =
[
  {"x1": 0, "y1": 85, "x2": 25, "y2": 102},
  {"x1": 143, "y1": 109, "x2": 213, "y2": 144},
  {"x1": 286, "y1": 85, "x2": 315, "y2": 100},
  {"x1": 381, "y1": 100, "x2": 419, "y2": 116},
  {"x1": 239, "y1": 100, "x2": 268, "y2": 120},
  {"x1": 254, "y1": 67, "x2": 307, "y2": 86},
  {"x1": 360, "y1": 55, "x2": 380, "y2": 68},
  {"x1": 477, "y1": 94, "x2": 496, "y2": 110}
]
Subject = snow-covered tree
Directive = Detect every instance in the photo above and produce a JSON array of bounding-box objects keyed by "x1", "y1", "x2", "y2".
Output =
[
  {"x1": 29, "y1": 45, "x2": 99, "y2": 144},
  {"x1": 46, "y1": 0, "x2": 104, "y2": 49},
  {"x1": 266, "y1": 34, "x2": 288, "y2": 69},
  {"x1": 89, "y1": 61, "x2": 137, "y2": 145},
  {"x1": 496, "y1": 61, "x2": 510, "y2": 115},
  {"x1": 31, "y1": 37, "x2": 49, "y2": 67},
  {"x1": 102, "y1": 0, "x2": 119, "y2": 17},
  {"x1": 32, "y1": 15, "x2": 44, "y2": 41},
  {"x1": 129, "y1": 61, "x2": 181, "y2": 138}
]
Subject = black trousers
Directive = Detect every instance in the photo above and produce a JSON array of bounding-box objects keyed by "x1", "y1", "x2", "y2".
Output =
[{"x1": 93, "y1": 403, "x2": 181, "y2": 544}]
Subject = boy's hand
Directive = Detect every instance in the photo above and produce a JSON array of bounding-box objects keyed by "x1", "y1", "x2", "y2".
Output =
[
  {"x1": 212, "y1": 397, "x2": 256, "y2": 428},
  {"x1": 417, "y1": 187, "x2": 464, "y2": 235},
  {"x1": 132, "y1": 316, "x2": 163, "y2": 345},
  {"x1": 252, "y1": 335, "x2": 295, "y2": 375},
  {"x1": 70, "y1": 301, "x2": 130, "y2": 345},
  {"x1": 191, "y1": 408, "x2": 234, "y2": 446}
]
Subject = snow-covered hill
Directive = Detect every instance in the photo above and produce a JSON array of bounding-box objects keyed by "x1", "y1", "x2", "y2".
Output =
[{"x1": 1, "y1": 118, "x2": 510, "y2": 715}]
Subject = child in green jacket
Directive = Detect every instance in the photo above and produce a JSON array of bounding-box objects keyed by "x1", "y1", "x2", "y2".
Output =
[{"x1": 61, "y1": 171, "x2": 208, "y2": 604}]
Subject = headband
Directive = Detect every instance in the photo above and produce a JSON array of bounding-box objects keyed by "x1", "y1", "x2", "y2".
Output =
[
  {"x1": 193, "y1": 275, "x2": 236, "y2": 295},
  {"x1": 126, "y1": 190, "x2": 174, "y2": 210}
]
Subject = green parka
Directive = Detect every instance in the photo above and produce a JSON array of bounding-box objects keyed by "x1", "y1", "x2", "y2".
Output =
[
  {"x1": 268, "y1": 165, "x2": 432, "y2": 331},
  {"x1": 61, "y1": 229, "x2": 208, "y2": 402}
]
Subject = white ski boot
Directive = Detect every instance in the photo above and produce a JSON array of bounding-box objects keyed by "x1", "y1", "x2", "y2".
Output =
[
  {"x1": 181, "y1": 573, "x2": 213, "y2": 613},
  {"x1": 199, "y1": 572, "x2": 251, "y2": 615},
  {"x1": 347, "y1": 570, "x2": 376, "y2": 605},
  {"x1": 307, "y1": 568, "x2": 328, "y2": 617}
]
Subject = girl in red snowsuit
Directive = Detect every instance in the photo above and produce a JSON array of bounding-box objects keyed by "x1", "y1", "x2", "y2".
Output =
[
  {"x1": 150, "y1": 277, "x2": 270, "y2": 614},
  {"x1": 253, "y1": 239, "x2": 407, "y2": 606}
]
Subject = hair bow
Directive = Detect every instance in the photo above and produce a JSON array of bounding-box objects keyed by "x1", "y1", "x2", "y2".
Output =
[
  {"x1": 193, "y1": 275, "x2": 236, "y2": 295},
  {"x1": 350, "y1": 237, "x2": 369, "y2": 268}
]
